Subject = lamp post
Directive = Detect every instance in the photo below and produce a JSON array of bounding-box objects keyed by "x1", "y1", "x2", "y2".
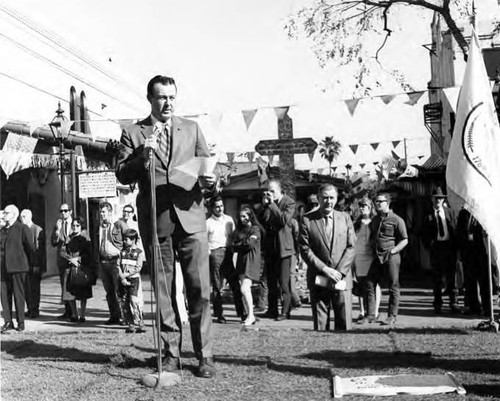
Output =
[{"x1": 49, "y1": 102, "x2": 70, "y2": 204}]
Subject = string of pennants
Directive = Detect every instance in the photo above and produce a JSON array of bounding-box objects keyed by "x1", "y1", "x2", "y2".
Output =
[
  {"x1": 223, "y1": 136, "x2": 426, "y2": 167},
  {"x1": 0, "y1": 85, "x2": 457, "y2": 127}
]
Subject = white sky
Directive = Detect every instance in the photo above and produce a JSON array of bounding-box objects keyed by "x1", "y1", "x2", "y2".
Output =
[{"x1": 1, "y1": 0, "x2": 498, "y2": 173}]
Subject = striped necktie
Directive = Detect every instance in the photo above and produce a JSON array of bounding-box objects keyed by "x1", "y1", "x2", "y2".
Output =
[{"x1": 156, "y1": 122, "x2": 171, "y2": 165}]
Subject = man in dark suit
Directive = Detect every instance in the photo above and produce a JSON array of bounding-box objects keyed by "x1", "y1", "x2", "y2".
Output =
[
  {"x1": 116, "y1": 75, "x2": 216, "y2": 378},
  {"x1": 1, "y1": 205, "x2": 34, "y2": 333},
  {"x1": 422, "y1": 187, "x2": 460, "y2": 314},
  {"x1": 299, "y1": 184, "x2": 356, "y2": 331},
  {"x1": 259, "y1": 179, "x2": 296, "y2": 321},
  {"x1": 20, "y1": 209, "x2": 45, "y2": 319}
]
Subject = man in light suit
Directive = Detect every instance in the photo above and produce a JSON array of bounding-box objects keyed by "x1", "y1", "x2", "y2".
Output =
[
  {"x1": 299, "y1": 184, "x2": 356, "y2": 331},
  {"x1": 260, "y1": 179, "x2": 296, "y2": 321},
  {"x1": 116, "y1": 75, "x2": 216, "y2": 378},
  {"x1": 50, "y1": 203, "x2": 73, "y2": 319}
]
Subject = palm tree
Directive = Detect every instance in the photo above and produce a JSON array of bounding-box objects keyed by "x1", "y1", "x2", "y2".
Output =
[{"x1": 319, "y1": 136, "x2": 342, "y2": 175}]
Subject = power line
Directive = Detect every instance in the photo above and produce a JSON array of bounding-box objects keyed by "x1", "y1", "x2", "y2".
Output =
[
  {"x1": 0, "y1": 3, "x2": 145, "y2": 101},
  {"x1": 0, "y1": 31, "x2": 143, "y2": 114},
  {"x1": 0, "y1": 70, "x2": 122, "y2": 124}
]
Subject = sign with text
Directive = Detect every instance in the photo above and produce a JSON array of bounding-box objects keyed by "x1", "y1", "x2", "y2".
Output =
[{"x1": 78, "y1": 171, "x2": 117, "y2": 198}]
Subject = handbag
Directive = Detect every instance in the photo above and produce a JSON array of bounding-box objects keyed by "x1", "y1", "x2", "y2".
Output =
[{"x1": 66, "y1": 264, "x2": 90, "y2": 294}]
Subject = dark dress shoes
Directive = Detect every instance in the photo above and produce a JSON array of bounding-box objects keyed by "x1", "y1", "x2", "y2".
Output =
[
  {"x1": 105, "y1": 318, "x2": 120, "y2": 325},
  {"x1": 1, "y1": 322, "x2": 15, "y2": 333},
  {"x1": 260, "y1": 311, "x2": 278, "y2": 319},
  {"x1": 215, "y1": 316, "x2": 227, "y2": 324},
  {"x1": 16, "y1": 323, "x2": 25, "y2": 332},
  {"x1": 161, "y1": 355, "x2": 181, "y2": 372},
  {"x1": 57, "y1": 312, "x2": 70, "y2": 320},
  {"x1": 197, "y1": 357, "x2": 216, "y2": 378},
  {"x1": 275, "y1": 314, "x2": 287, "y2": 321}
]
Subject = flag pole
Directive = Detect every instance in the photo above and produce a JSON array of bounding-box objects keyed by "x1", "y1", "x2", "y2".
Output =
[{"x1": 477, "y1": 234, "x2": 499, "y2": 332}]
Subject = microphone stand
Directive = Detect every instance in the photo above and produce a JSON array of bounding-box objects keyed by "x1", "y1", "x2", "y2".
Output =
[{"x1": 149, "y1": 150, "x2": 164, "y2": 382}]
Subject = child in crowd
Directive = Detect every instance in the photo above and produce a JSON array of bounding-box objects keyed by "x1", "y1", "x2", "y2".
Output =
[{"x1": 117, "y1": 229, "x2": 146, "y2": 333}]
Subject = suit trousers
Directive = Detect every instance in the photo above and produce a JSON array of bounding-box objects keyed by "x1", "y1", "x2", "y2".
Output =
[
  {"x1": 310, "y1": 285, "x2": 352, "y2": 331},
  {"x1": 58, "y1": 270, "x2": 71, "y2": 315},
  {"x1": 366, "y1": 254, "x2": 401, "y2": 318},
  {"x1": 26, "y1": 270, "x2": 43, "y2": 315},
  {"x1": 255, "y1": 255, "x2": 268, "y2": 310},
  {"x1": 100, "y1": 260, "x2": 122, "y2": 321},
  {"x1": 209, "y1": 247, "x2": 245, "y2": 318},
  {"x1": 266, "y1": 255, "x2": 292, "y2": 316},
  {"x1": 1, "y1": 272, "x2": 27, "y2": 324},
  {"x1": 430, "y1": 241, "x2": 457, "y2": 308},
  {"x1": 153, "y1": 226, "x2": 213, "y2": 360}
]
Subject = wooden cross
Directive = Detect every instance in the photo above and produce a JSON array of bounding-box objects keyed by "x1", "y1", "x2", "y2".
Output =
[{"x1": 255, "y1": 113, "x2": 317, "y2": 199}]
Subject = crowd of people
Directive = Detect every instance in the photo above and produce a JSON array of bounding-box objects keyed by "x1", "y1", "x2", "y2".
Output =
[
  {"x1": 3, "y1": 181, "x2": 498, "y2": 337},
  {"x1": 1, "y1": 74, "x2": 499, "y2": 381}
]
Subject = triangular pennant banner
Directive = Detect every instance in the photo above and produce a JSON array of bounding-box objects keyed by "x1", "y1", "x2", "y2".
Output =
[
  {"x1": 332, "y1": 166, "x2": 337, "y2": 172},
  {"x1": 242, "y1": 109, "x2": 258, "y2": 130},
  {"x1": 308, "y1": 151, "x2": 315, "y2": 162},
  {"x1": 418, "y1": 155, "x2": 425, "y2": 160},
  {"x1": 359, "y1": 163, "x2": 366, "y2": 169},
  {"x1": 370, "y1": 142, "x2": 380, "y2": 151},
  {"x1": 442, "y1": 87, "x2": 461, "y2": 111},
  {"x1": 373, "y1": 161, "x2": 379, "y2": 166},
  {"x1": 380, "y1": 95, "x2": 396, "y2": 105},
  {"x1": 391, "y1": 140, "x2": 401, "y2": 148},
  {"x1": 273, "y1": 106, "x2": 289, "y2": 120},
  {"x1": 345, "y1": 99, "x2": 360, "y2": 116},
  {"x1": 349, "y1": 144, "x2": 358, "y2": 154},
  {"x1": 246, "y1": 151, "x2": 255, "y2": 163},
  {"x1": 405, "y1": 91, "x2": 425, "y2": 106},
  {"x1": 391, "y1": 150, "x2": 401, "y2": 160}
]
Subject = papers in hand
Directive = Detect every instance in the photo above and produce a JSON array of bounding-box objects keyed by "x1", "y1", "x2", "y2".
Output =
[
  {"x1": 314, "y1": 274, "x2": 347, "y2": 291},
  {"x1": 169, "y1": 156, "x2": 218, "y2": 191}
]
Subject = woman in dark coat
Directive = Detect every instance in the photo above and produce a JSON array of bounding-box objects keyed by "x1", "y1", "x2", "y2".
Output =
[
  {"x1": 232, "y1": 205, "x2": 262, "y2": 326},
  {"x1": 63, "y1": 218, "x2": 96, "y2": 322}
]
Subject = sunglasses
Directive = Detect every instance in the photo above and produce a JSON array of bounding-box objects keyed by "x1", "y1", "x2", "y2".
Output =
[
  {"x1": 374, "y1": 200, "x2": 387, "y2": 204},
  {"x1": 60, "y1": 209, "x2": 70, "y2": 212},
  {"x1": 123, "y1": 210, "x2": 133, "y2": 214}
]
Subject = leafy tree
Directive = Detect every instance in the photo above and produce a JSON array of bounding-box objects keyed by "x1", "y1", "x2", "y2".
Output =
[
  {"x1": 286, "y1": 0, "x2": 472, "y2": 95},
  {"x1": 319, "y1": 136, "x2": 342, "y2": 175}
]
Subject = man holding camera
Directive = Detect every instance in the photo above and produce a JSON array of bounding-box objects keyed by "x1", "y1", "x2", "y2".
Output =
[{"x1": 259, "y1": 179, "x2": 296, "y2": 321}]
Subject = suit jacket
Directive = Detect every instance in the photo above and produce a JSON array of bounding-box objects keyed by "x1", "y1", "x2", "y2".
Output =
[
  {"x1": 50, "y1": 217, "x2": 72, "y2": 270},
  {"x1": 422, "y1": 206, "x2": 456, "y2": 248},
  {"x1": 261, "y1": 194, "x2": 296, "y2": 258},
  {"x1": 299, "y1": 209, "x2": 356, "y2": 290},
  {"x1": 1, "y1": 221, "x2": 34, "y2": 274},
  {"x1": 29, "y1": 223, "x2": 46, "y2": 272},
  {"x1": 116, "y1": 115, "x2": 211, "y2": 240}
]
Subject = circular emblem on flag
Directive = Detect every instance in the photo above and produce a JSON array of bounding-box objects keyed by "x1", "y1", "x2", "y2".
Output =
[{"x1": 462, "y1": 102, "x2": 494, "y2": 186}]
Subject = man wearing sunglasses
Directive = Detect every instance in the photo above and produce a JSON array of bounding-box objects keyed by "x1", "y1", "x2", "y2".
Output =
[
  {"x1": 362, "y1": 193, "x2": 408, "y2": 327},
  {"x1": 50, "y1": 203, "x2": 73, "y2": 319}
]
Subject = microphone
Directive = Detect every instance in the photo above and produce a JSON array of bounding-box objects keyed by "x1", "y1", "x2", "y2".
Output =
[{"x1": 145, "y1": 124, "x2": 161, "y2": 170}]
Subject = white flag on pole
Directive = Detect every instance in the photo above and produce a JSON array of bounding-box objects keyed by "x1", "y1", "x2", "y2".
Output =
[{"x1": 446, "y1": 31, "x2": 500, "y2": 261}]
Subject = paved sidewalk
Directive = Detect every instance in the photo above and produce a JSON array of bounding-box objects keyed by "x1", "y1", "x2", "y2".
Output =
[{"x1": 1, "y1": 275, "x2": 493, "y2": 334}]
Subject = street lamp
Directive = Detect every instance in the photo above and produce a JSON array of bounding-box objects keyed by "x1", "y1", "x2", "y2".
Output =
[{"x1": 49, "y1": 102, "x2": 71, "y2": 203}]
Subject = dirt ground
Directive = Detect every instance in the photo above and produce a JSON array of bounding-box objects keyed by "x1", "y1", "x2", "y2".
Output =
[{"x1": 1, "y1": 276, "x2": 500, "y2": 400}]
